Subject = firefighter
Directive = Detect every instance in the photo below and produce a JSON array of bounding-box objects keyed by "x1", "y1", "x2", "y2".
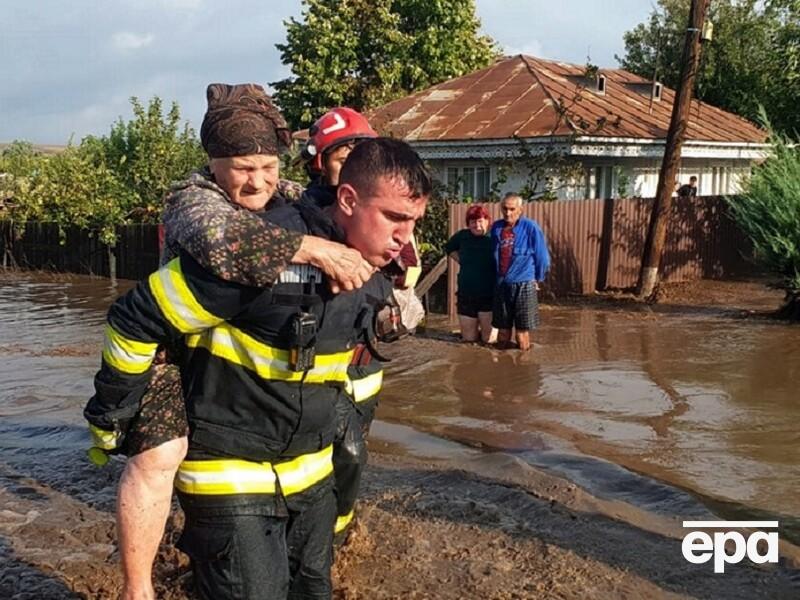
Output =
[
  {"x1": 297, "y1": 108, "x2": 425, "y2": 539},
  {"x1": 85, "y1": 136, "x2": 431, "y2": 599},
  {"x1": 91, "y1": 85, "x2": 375, "y2": 600}
]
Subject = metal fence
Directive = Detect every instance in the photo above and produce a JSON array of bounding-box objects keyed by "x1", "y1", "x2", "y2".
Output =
[
  {"x1": 1, "y1": 195, "x2": 753, "y2": 316},
  {"x1": 447, "y1": 195, "x2": 752, "y2": 319},
  {"x1": 1, "y1": 221, "x2": 161, "y2": 281}
]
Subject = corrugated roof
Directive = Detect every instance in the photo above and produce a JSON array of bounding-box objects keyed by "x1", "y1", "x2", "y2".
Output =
[{"x1": 368, "y1": 55, "x2": 766, "y2": 144}]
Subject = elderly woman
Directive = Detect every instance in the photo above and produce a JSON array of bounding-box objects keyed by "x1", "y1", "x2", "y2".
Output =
[
  {"x1": 444, "y1": 204, "x2": 496, "y2": 344},
  {"x1": 87, "y1": 84, "x2": 376, "y2": 600}
]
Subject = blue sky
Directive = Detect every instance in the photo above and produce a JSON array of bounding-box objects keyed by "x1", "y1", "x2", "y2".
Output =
[{"x1": 0, "y1": 0, "x2": 653, "y2": 144}]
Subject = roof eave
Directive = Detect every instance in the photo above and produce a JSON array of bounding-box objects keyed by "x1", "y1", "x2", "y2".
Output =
[{"x1": 406, "y1": 136, "x2": 770, "y2": 161}]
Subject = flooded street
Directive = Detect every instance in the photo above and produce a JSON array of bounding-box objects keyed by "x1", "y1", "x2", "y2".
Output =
[
  {"x1": 1, "y1": 271, "x2": 799, "y2": 598},
  {"x1": 380, "y1": 307, "x2": 800, "y2": 532},
  {"x1": 1, "y1": 271, "x2": 799, "y2": 527}
]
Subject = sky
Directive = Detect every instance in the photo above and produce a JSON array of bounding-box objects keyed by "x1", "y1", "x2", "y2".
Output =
[{"x1": 0, "y1": 0, "x2": 654, "y2": 145}]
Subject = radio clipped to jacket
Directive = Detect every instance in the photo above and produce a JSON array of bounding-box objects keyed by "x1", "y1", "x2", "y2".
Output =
[
  {"x1": 288, "y1": 312, "x2": 317, "y2": 372},
  {"x1": 374, "y1": 302, "x2": 408, "y2": 343}
]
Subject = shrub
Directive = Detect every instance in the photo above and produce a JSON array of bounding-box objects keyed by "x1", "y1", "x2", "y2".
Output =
[{"x1": 727, "y1": 122, "x2": 800, "y2": 318}]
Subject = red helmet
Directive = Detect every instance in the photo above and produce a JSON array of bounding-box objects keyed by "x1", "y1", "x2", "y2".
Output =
[{"x1": 303, "y1": 107, "x2": 377, "y2": 172}]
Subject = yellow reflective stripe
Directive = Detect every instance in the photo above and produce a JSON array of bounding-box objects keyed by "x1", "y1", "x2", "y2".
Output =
[
  {"x1": 345, "y1": 370, "x2": 383, "y2": 403},
  {"x1": 176, "y1": 459, "x2": 277, "y2": 495},
  {"x1": 334, "y1": 509, "x2": 355, "y2": 534},
  {"x1": 89, "y1": 424, "x2": 119, "y2": 450},
  {"x1": 404, "y1": 265, "x2": 422, "y2": 288},
  {"x1": 186, "y1": 323, "x2": 353, "y2": 383},
  {"x1": 148, "y1": 258, "x2": 222, "y2": 333},
  {"x1": 175, "y1": 446, "x2": 333, "y2": 497},
  {"x1": 102, "y1": 325, "x2": 157, "y2": 374},
  {"x1": 274, "y1": 445, "x2": 334, "y2": 496}
]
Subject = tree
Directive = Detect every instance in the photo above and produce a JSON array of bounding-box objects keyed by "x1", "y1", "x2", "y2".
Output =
[
  {"x1": 0, "y1": 141, "x2": 43, "y2": 207},
  {"x1": 727, "y1": 120, "x2": 800, "y2": 319},
  {"x1": 3, "y1": 96, "x2": 205, "y2": 243},
  {"x1": 83, "y1": 96, "x2": 206, "y2": 220},
  {"x1": 618, "y1": 0, "x2": 800, "y2": 135},
  {"x1": 272, "y1": 0, "x2": 499, "y2": 129}
]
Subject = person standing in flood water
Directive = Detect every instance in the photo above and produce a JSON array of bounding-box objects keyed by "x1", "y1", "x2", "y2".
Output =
[
  {"x1": 444, "y1": 204, "x2": 496, "y2": 344},
  {"x1": 85, "y1": 135, "x2": 430, "y2": 599},
  {"x1": 85, "y1": 84, "x2": 378, "y2": 600},
  {"x1": 490, "y1": 193, "x2": 550, "y2": 351}
]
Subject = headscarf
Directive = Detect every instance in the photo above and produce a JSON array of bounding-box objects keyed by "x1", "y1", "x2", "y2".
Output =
[{"x1": 200, "y1": 83, "x2": 291, "y2": 158}]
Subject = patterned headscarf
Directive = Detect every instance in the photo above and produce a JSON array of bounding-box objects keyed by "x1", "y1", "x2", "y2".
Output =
[{"x1": 200, "y1": 83, "x2": 291, "y2": 158}]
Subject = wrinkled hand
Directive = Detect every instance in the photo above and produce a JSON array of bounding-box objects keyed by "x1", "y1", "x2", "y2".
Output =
[{"x1": 294, "y1": 236, "x2": 376, "y2": 293}]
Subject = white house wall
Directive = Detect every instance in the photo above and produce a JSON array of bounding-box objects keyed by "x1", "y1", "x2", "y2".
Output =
[{"x1": 426, "y1": 156, "x2": 753, "y2": 201}]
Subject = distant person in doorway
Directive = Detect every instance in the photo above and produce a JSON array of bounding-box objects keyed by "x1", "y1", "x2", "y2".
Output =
[
  {"x1": 490, "y1": 193, "x2": 550, "y2": 351},
  {"x1": 677, "y1": 176, "x2": 698, "y2": 197},
  {"x1": 444, "y1": 204, "x2": 496, "y2": 344}
]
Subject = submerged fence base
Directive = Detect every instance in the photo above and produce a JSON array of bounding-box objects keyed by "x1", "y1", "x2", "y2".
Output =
[
  {"x1": 447, "y1": 196, "x2": 754, "y2": 319},
  {"x1": 1, "y1": 221, "x2": 160, "y2": 281},
  {"x1": 1, "y1": 196, "x2": 754, "y2": 316}
]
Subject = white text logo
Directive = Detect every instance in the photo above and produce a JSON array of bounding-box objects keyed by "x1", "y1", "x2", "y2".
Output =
[{"x1": 681, "y1": 520, "x2": 779, "y2": 573}]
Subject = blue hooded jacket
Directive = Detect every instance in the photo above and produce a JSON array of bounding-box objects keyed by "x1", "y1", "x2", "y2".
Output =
[{"x1": 490, "y1": 216, "x2": 550, "y2": 284}]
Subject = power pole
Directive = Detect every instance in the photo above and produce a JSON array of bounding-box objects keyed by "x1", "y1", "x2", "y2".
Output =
[{"x1": 637, "y1": 0, "x2": 710, "y2": 299}]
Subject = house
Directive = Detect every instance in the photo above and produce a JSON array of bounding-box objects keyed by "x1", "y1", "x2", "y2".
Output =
[{"x1": 367, "y1": 55, "x2": 768, "y2": 200}]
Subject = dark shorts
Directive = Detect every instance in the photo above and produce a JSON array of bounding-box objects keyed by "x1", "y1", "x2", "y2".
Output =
[
  {"x1": 122, "y1": 362, "x2": 189, "y2": 456},
  {"x1": 492, "y1": 280, "x2": 540, "y2": 331},
  {"x1": 456, "y1": 293, "x2": 494, "y2": 318}
]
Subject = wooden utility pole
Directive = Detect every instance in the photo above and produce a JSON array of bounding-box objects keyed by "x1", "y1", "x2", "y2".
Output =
[{"x1": 637, "y1": 0, "x2": 710, "y2": 299}]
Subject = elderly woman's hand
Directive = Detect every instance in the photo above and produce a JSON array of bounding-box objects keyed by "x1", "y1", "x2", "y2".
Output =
[{"x1": 293, "y1": 236, "x2": 376, "y2": 293}]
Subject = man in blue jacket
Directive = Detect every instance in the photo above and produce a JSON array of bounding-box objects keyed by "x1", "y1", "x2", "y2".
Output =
[{"x1": 490, "y1": 193, "x2": 550, "y2": 351}]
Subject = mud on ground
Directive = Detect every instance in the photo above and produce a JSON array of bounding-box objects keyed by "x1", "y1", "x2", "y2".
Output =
[
  {"x1": 2, "y1": 277, "x2": 798, "y2": 599},
  {"x1": 2, "y1": 448, "x2": 798, "y2": 600}
]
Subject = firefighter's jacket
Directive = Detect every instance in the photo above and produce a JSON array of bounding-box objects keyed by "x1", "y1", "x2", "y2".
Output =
[{"x1": 85, "y1": 201, "x2": 393, "y2": 510}]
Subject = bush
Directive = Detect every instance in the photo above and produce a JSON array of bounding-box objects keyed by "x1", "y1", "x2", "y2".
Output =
[
  {"x1": 415, "y1": 179, "x2": 459, "y2": 265},
  {"x1": 1, "y1": 97, "x2": 205, "y2": 244},
  {"x1": 727, "y1": 122, "x2": 800, "y2": 318}
]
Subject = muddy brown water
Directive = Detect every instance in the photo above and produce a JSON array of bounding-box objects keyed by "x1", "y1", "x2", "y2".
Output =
[{"x1": 1, "y1": 271, "x2": 798, "y2": 545}]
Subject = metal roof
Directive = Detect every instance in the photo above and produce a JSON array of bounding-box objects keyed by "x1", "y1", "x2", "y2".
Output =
[{"x1": 368, "y1": 55, "x2": 766, "y2": 145}]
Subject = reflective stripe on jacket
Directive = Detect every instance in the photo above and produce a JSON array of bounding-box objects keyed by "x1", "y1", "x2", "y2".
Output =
[
  {"x1": 86, "y1": 202, "x2": 394, "y2": 465},
  {"x1": 345, "y1": 364, "x2": 384, "y2": 404},
  {"x1": 176, "y1": 445, "x2": 333, "y2": 496}
]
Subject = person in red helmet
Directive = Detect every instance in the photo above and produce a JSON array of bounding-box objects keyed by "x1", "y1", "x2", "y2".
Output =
[
  {"x1": 297, "y1": 108, "x2": 425, "y2": 542},
  {"x1": 302, "y1": 107, "x2": 379, "y2": 205},
  {"x1": 302, "y1": 108, "x2": 422, "y2": 290}
]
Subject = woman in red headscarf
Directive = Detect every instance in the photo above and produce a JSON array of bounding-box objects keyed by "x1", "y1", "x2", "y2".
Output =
[{"x1": 444, "y1": 204, "x2": 496, "y2": 343}]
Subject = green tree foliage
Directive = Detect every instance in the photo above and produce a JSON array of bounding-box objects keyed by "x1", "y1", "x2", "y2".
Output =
[
  {"x1": 83, "y1": 97, "x2": 206, "y2": 219},
  {"x1": 273, "y1": 0, "x2": 499, "y2": 129},
  {"x1": 1, "y1": 97, "x2": 204, "y2": 243},
  {"x1": 727, "y1": 120, "x2": 800, "y2": 318},
  {"x1": 618, "y1": 0, "x2": 800, "y2": 134},
  {"x1": 415, "y1": 179, "x2": 457, "y2": 263}
]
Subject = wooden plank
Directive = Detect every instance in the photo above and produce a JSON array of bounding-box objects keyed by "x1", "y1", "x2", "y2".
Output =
[{"x1": 415, "y1": 256, "x2": 448, "y2": 298}]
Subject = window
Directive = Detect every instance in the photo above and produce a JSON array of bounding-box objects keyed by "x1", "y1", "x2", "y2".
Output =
[
  {"x1": 653, "y1": 82, "x2": 662, "y2": 102},
  {"x1": 462, "y1": 167, "x2": 475, "y2": 198},
  {"x1": 446, "y1": 165, "x2": 491, "y2": 199},
  {"x1": 447, "y1": 167, "x2": 459, "y2": 191},
  {"x1": 597, "y1": 74, "x2": 607, "y2": 95},
  {"x1": 592, "y1": 166, "x2": 614, "y2": 198}
]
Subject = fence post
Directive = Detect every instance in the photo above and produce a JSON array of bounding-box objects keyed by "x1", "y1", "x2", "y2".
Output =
[
  {"x1": 595, "y1": 197, "x2": 615, "y2": 291},
  {"x1": 107, "y1": 243, "x2": 117, "y2": 284}
]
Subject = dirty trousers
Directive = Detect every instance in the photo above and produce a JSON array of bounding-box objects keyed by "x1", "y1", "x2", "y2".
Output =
[{"x1": 177, "y1": 489, "x2": 336, "y2": 600}]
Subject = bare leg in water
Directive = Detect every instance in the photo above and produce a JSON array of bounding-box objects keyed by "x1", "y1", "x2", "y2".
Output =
[{"x1": 117, "y1": 436, "x2": 187, "y2": 600}]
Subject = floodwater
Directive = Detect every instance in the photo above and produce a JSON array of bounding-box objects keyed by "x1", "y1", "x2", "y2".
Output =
[{"x1": 1, "y1": 270, "x2": 799, "y2": 542}]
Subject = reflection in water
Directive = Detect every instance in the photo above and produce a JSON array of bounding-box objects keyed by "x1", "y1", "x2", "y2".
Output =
[
  {"x1": 384, "y1": 307, "x2": 800, "y2": 523},
  {"x1": 2, "y1": 271, "x2": 799, "y2": 530}
]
